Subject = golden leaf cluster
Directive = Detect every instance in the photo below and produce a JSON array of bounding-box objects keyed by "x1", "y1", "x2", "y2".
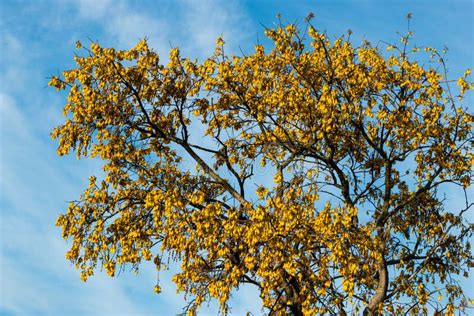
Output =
[{"x1": 50, "y1": 21, "x2": 473, "y2": 315}]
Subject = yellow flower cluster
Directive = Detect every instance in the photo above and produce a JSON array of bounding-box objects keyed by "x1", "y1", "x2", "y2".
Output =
[{"x1": 50, "y1": 22, "x2": 472, "y2": 315}]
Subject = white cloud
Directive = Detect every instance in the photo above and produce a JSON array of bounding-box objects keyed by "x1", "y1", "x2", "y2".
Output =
[
  {"x1": 0, "y1": 33, "x2": 31, "y2": 95},
  {"x1": 73, "y1": 0, "x2": 170, "y2": 50},
  {"x1": 77, "y1": 0, "x2": 113, "y2": 20},
  {"x1": 0, "y1": 2, "x2": 264, "y2": 315},
  {"x1": 72, "y1": 0, "x2": 252, "y2": 57},
  {"x1": 180, "y1": 0, "x2": 253, "y2": 57},
  {"x1": 1, "y1": 33, "x2": 22, "y2": 58},
  {"x1": 0, "y1": 92, "x2": 164, "y2": 315},
  {"x1": 106, "y1": 10, "x2": 169, "y2": 49},
  {"x1": 3, "y1": 1, "x2": 472, "y2": 314},
  {"x1": 0, "y1": 92, "x2": 28, "y2": 140}
]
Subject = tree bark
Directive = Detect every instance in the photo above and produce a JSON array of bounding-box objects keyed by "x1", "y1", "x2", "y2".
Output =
[
  {"x1": 289, "y1": 303, "x2": 304, "y2": 316},
  {"x1": 363, "y1": 259, "x2": 388, "y2": 315}
]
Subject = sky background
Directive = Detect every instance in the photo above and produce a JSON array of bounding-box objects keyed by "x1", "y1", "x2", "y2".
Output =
[{"x1": 0, "y1": 0, "x2": 473, "y2": 315}]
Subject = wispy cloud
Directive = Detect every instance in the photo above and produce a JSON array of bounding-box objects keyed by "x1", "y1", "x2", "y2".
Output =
[
  {"x1": 77, "y1": 0, "x2": 113, "y2": 19},
  {"x1": 73, "y1": 0, "x2": 171, "y2": 52},
  {"x1": 180, "y1": 0, "x2": 253, "y2": 57},
  {"x1": 0, "y1": 0, "x2": 258, "y2": 315},
  {"x1": 1, "y1": 0, "x2": 472, "y2": 314}
]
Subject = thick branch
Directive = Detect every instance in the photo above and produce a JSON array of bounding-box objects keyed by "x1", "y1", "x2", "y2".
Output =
[
  {"x1": 364, "y1": 259, "x2": 388, "y2": 315},
  {"x1": 178, "y1": 140, "x2": 248, "y2": 206}
]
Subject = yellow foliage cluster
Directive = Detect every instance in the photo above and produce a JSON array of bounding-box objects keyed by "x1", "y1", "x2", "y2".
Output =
[{"x1": 50, "y1": 20, "x2": 472, "y2": 315}]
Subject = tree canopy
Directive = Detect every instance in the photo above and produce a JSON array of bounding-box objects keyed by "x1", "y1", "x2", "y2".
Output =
[{"x1": 50, "y1": 17, "x2": 473, "y2": 315}]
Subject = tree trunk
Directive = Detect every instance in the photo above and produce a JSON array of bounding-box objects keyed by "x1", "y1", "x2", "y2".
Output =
[
  {"x1": 289, "y1": 303, "x2": 304, "y2": 316},
  {"x1": 363, "y1": 259, "x2": 388, "y2": 315}
]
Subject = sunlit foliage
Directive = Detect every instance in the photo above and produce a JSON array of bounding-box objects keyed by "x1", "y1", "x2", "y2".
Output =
[{"x1": 50, "y1": 17, "x2": 473, "y2": 315}]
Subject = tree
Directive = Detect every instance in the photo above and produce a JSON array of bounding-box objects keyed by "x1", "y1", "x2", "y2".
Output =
[{"x1": 50, "y1": 17, "x2": 473, "y2": 315}]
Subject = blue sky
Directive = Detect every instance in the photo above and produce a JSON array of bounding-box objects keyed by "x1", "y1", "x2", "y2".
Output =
[{"x1": 0, "y1": 0, "x2": 473, "y2": 315}]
